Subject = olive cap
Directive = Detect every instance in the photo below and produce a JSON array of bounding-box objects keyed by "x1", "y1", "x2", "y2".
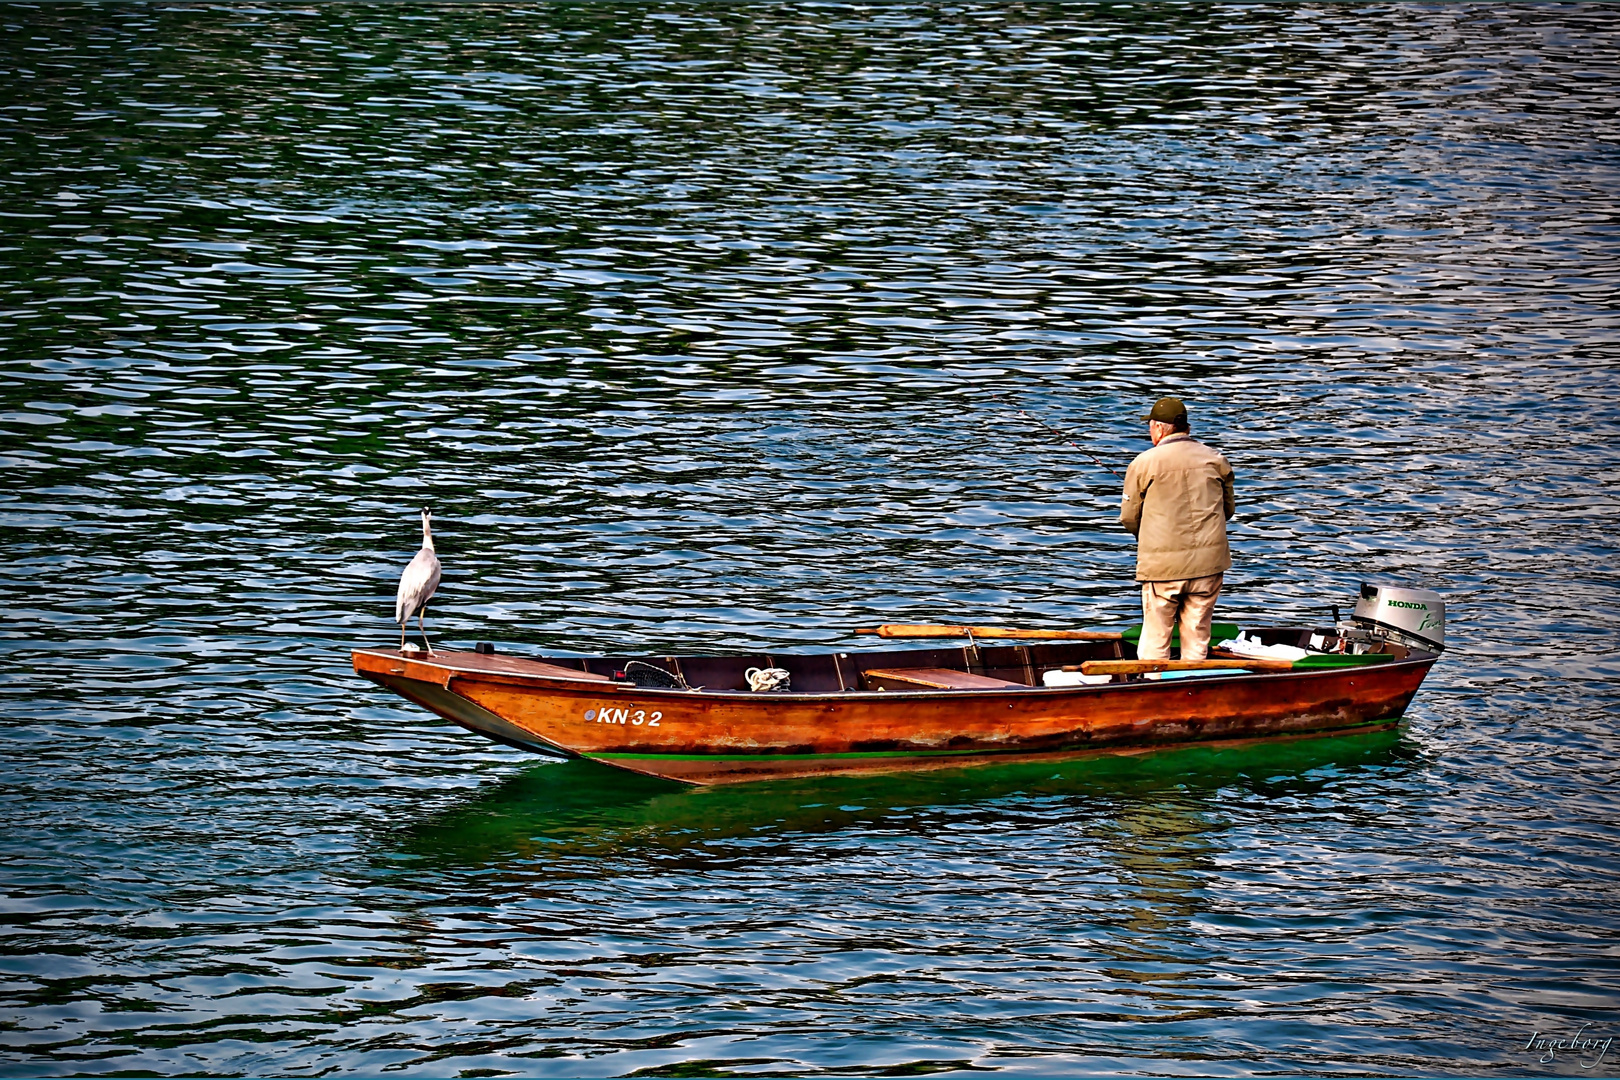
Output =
[{"x1": 1145, "y1": 396, "x2": 1188, "y2": 424}]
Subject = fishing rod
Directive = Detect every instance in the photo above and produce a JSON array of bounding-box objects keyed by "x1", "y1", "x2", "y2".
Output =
[{"x1": 997, "y1": 392, "x2": 1122, "y2": 480}]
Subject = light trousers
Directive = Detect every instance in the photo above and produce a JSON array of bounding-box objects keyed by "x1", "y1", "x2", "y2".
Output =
[{"x1": 1137, "y1": 573, "x2": 1225, "y2": 661}]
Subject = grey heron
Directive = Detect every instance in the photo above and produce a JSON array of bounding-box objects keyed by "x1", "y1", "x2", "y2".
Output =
[{"x1": 395, "y1": 508, "x2": 442, "y2": 654}]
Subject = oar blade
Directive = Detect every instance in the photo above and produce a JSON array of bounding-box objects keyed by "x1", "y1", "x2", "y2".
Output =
[
  {"x1": 860, "y1": 624, "x2": 969, "y2": 639},
  {"x1": 1291, "y1": 652, "x2": 1392, "y2": 669}
]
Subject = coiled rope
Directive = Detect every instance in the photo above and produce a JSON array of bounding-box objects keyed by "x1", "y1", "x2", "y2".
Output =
[{"x1": 745, "y1": 666, "x2": 792, "y2": 692}]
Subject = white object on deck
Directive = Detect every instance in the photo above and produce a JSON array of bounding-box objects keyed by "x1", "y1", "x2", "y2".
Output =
[
  {"x1": 1222, "y1": 633, "x2": 1309, "y2": 662},
  {"x1": 1043, "y1": 669, "x2": 1112, "y2": 687}
]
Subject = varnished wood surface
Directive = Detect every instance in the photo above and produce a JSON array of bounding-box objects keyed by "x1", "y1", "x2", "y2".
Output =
[
  {"x1": 592, "y1": 720, "x2": 1406, "y2": 784},
  {"x1": 864, "y1": 667, "x2": 1029, "y2": 690},
  {"x1": 354, "y1": 647, "x2": 610, "y2": 684}
]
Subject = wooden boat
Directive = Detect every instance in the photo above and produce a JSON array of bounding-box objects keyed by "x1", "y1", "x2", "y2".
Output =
[{"x1": 351, "y1": 623, "x2": 1439, "y2": 786}]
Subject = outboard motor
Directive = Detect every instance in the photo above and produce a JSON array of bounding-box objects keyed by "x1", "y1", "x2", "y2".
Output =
[{"x1": 1343, "y1": 583, "x2": 1446, "y2": 654}]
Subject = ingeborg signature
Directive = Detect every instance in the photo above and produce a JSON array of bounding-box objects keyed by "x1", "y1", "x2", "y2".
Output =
[{"x1": 1525, "y1": 1023, "x2": 1612, "y2": 1069}]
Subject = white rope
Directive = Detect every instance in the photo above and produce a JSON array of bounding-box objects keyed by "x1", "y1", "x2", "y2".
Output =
[{"x1": 745, "y1": 666, "x2": 792, "y2": 692}]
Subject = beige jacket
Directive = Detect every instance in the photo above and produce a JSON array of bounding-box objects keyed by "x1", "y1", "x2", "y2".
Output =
[{"x1": 1119, "y1": 433, "x2": 1235, "y2": 582}]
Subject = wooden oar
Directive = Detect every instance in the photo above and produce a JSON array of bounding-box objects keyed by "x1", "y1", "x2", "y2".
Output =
[
  {"x1": 1081, "y1": 658, "x2": 1293, "y2": 675},
  {"x1": 854, "y1": 621, "x2": 1242, "y2": 644},
  {"x1": 1084, "y1": 652, "x2": 1394, "y2": 676},
  {"x1": 855, "y1": 624, "x2": 1124, "y2": 641}
]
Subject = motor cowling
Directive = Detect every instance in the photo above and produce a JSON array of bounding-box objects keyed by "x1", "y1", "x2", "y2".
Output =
[{"x1": 1350, "y1": 583, "x2": 1445, "y2": 653}]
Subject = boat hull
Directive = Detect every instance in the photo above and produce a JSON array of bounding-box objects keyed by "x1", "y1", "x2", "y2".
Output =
[{"x1": 352, "y1": 645, "x2": 1435, "y2": 785}]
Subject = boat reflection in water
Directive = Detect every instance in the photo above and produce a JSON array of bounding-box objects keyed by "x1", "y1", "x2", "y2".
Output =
[{"x1": 388, "y1": 726, "x2": 1416, "y2": 871}]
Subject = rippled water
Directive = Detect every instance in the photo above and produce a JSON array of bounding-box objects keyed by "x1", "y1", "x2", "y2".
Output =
[{"x1": 3, "y1": 3, "x2": 1619, "y2": 1076}]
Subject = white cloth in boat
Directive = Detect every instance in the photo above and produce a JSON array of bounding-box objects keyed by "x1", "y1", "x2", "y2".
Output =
[{"x1": 1221, "y1": 633, "x2": 1309, "y2": 661}]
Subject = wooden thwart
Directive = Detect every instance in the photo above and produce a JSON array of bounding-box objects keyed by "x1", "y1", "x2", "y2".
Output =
[
  {"x1": 863, "y1": 667, "x2": 1028, "y2": 691},
  {"x1": 857, "y1": 624, "x2": 1123, "y2": 641}
]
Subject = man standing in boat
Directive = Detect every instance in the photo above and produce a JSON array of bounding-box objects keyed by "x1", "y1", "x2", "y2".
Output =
[{"x1": 1119, "y1": 396, "x2": 1236, "y2": 661}]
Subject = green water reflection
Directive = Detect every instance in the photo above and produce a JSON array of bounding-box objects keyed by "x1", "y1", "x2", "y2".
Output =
[{"x1": 393, "y1": 727, "x2": 1410, "y2": 867}]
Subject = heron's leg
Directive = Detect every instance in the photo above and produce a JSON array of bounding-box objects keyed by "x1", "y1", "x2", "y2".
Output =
[
  {"x1": 419, "y1": 605, "x2": 434, "y2": 655},
  {"x1": 400, "y1": 622, "x2": 407, "y2": 651}
]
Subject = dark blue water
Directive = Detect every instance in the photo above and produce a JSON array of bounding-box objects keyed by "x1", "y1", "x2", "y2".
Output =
[{"x1": 2, "y1": 3, "x2": 1618, "y2": 1076}]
